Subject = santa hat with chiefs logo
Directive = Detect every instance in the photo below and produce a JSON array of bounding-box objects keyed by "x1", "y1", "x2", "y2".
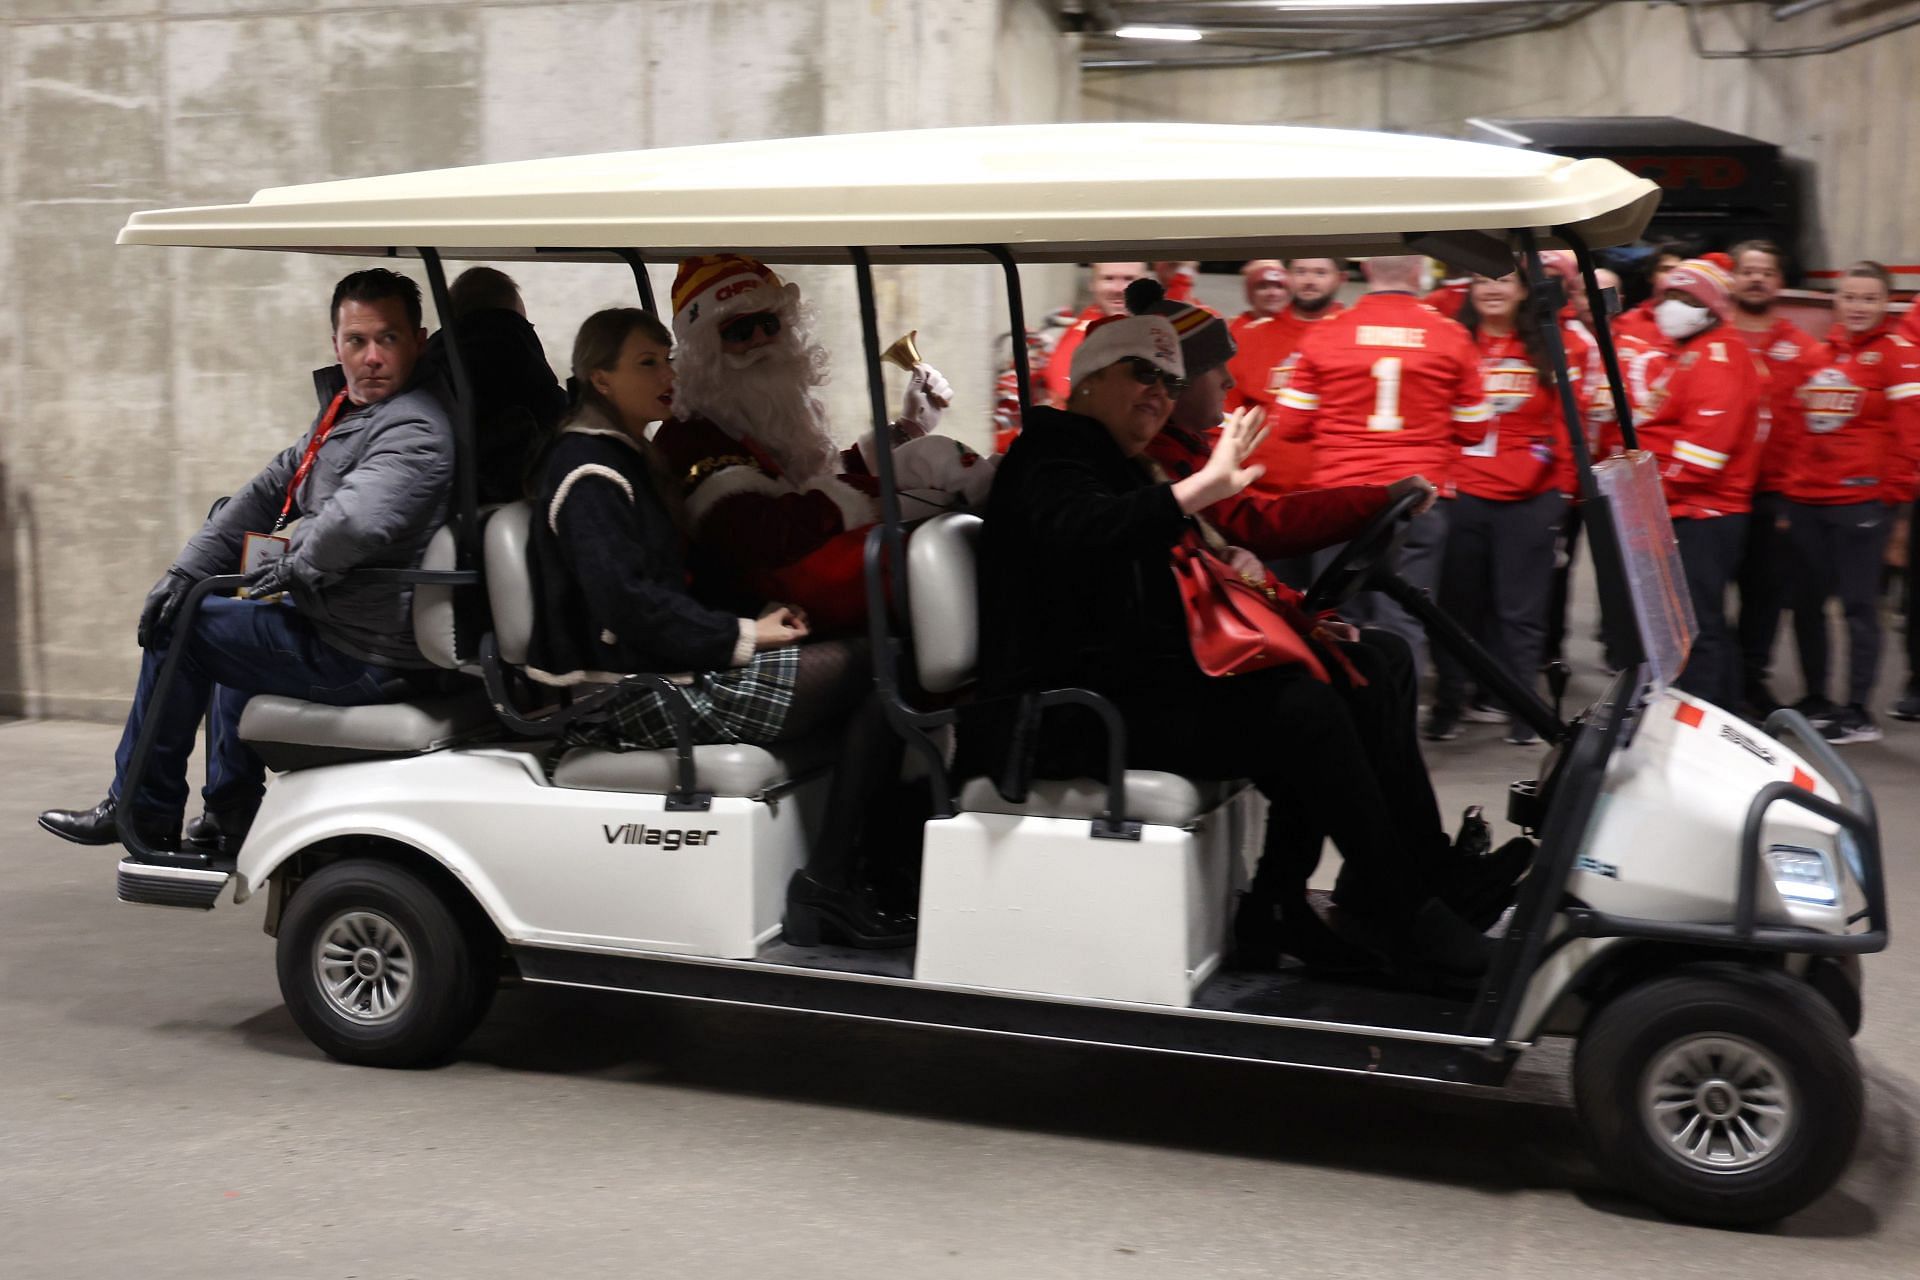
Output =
[
  {"x1": 1665, "y1": 257, "x2": 1734, "y2": 320},
  {"x1": 670, "y1": 254, "x2": 801, "y2": 342},
  {"x1": 1069, "y1": 313, "x2": 1184, "y2": 389}
]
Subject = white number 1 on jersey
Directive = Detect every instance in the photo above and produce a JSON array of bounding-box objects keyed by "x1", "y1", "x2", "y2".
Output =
[{"x1": 1368, "y1": 356, "x2": 1406, "y2": 432}]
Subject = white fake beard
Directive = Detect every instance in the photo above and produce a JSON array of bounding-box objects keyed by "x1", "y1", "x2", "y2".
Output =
[{"x1": 675, "y1": 325, "x2": 839, "y2": 481}]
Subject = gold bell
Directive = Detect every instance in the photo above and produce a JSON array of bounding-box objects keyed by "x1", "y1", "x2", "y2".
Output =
[{"x1": 882, "y1": 330, "x2": 924, "y2": 372}]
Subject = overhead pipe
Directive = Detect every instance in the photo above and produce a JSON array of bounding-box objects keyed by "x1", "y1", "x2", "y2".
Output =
[
  {"x1": 1084, "y1": 3, "x2": 1598, "y2": 68},
  {"x1": 1683, "y1": 0, "x2": 1920, "y2": 58}
]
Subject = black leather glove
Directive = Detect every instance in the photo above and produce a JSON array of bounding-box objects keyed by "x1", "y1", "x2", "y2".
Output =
[
  {"x1": 241, "y1": 554, "x2": 296, "y2": 600},
  {"x1": 136, "y1": 569, "x2": 194, "y2": 650}
]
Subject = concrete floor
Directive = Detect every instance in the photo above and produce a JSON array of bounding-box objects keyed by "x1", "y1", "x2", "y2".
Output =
[{"x1": 3, "y1": 652, "x2": 1919, "y2": 1278}]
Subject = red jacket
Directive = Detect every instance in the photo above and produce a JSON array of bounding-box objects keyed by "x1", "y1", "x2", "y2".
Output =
[
  {"x1": 1271, "y1": 293, "x2": 1490, "y2": 489},
  {"x1": 1613, "y1": 299, "x2": 1662, "y2": 345},
  {"x1": 1450, "y1": 325, "x2": 1589, "y2": 501},
  {"x1": 1585, "y1": 330, "x2": 1670, "y2": 459},
  {"x1": 1635, "y1": 326, "x2": 1763, "y2": 518},
  {"x1": 1225, "y1": 304, "x2": 1346, "y2": 495},
  {"x1": 1143, "y1": 421, "x2": 1390, "y2": 566},
  {"x1": 1783, "y1": 322, "x2": 1920, "y2": 505},
  {"x1": 1422, "y1": 282, "x2": 1470, "y2": 319},
  {"x1": 1730, "y1": 318, "x2": 1820, "y2": 496},
  {"x1": 1041, "y1": 306, "x2": 1105, "y2": 409}
]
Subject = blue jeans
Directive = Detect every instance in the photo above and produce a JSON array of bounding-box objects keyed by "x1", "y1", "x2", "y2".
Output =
[{"x1": 111, "y1": 595, "x2": 397, "y2": 820}]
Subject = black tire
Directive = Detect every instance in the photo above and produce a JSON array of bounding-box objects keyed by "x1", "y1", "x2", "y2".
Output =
[
  {"x1": 275, "y1": 858, "x2": 492, "y2": 1068},
  {"x1": 1574, "y1": 964, "x2": 1862, "y2": 1228}
]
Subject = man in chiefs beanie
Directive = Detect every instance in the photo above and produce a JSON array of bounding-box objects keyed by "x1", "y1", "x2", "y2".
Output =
[
  {"x1": 653, "y1": 254, "x2": 994, "y2": 633},
  {"x1": 1634, "y1": 255, "x2": 1764, "y2": 709}
]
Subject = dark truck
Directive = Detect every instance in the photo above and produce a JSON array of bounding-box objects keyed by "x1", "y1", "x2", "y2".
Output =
[{"x1": 1467, "y1": 116, "x2": 1802, "y2": 288}]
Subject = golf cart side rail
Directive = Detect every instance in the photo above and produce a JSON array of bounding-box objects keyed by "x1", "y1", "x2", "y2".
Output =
[{"x1": 1560, "y1": 709, "x2": 1889, "y2": 957}]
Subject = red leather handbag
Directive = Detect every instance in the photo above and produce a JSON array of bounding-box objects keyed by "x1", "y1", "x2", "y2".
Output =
[{"x1": 1169, "y1": 531, "x2": 1330, "y2": 682}]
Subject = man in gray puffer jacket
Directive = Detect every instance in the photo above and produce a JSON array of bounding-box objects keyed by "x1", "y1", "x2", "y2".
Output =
[{"x1": 38, "y1": 269, "x2": 454, "y2": 853}]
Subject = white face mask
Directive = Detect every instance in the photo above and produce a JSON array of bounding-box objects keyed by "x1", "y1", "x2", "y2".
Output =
[{"x1": 1654, "y1": 297, "x2": 1714, "y2": 342}]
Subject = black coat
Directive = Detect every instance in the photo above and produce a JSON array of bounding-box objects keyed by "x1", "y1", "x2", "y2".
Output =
[
  {"x1": 425, "y1": 308, "x2": 566, "y2": 505},
  {"x1": 969, "y1": 408, "x2": 1210, "y2": 784},
  {"x1": 524, "y1": 415, "x2": 747, "y2": 685}
]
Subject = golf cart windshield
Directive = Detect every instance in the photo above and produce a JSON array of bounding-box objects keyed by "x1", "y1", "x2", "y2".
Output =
[{"x1": 1594, "y1": 453, "x2": 1699, "y2": 693}]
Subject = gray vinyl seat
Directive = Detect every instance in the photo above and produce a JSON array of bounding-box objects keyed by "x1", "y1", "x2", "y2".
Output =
[
  {"x1": 909, "y1": 512, "x2": 1236, "y2": 829},
  {"x1": 239, "y1": 524, "x2": 496, "y2": 771},
  {"x1": 485, "y1": 501, "x2": 828, "y2": 797}
]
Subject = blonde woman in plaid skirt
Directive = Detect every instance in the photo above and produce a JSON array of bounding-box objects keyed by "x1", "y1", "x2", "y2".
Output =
[{"x1": 525, "y1": 309, "x2": 913, "y2": 949}]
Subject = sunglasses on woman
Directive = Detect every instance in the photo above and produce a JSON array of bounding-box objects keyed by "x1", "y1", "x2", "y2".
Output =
[
  {"x1": 719, "y1": 311, "x2": 782, "y2": 344},
  {"x1": 1122, "y1": 356, "x2": 1187, "y2": 395}
]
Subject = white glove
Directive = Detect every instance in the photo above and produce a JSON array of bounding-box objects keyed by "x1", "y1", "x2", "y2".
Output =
[
  {"x1": 900, "y1": 363, "x2": 952, "y2": 435},
  {"x1": 893, "y1": 434, "x2": 998, "y2": 508}
]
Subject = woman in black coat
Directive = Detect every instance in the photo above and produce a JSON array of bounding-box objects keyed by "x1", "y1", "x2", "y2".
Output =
[
  {"x1": 973, "y1": 314, "x2": 1496, "y2": 982},
  {"x1": 527, "y1": 308, "x2": 909, "y2": 947}
]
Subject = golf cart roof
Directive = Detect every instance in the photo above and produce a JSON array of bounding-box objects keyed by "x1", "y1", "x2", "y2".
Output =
[{"x1": 116, "y1": 123, "x2": 1660, "y2": 265}]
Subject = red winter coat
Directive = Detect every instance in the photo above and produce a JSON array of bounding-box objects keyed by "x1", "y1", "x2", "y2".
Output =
[{"x1": 1635, "y1": 326, "x2": 1763, "y2": 518}]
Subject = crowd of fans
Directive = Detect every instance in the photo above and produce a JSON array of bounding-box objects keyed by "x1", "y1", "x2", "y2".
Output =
[{"x1": 1006, "y1": 247, "x2": 1920, "y2": 747}]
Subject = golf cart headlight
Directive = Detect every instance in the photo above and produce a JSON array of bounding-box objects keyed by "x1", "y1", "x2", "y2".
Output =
[{"x1": 1765, "y1": 845, "x2": 1839, "y2": 907}]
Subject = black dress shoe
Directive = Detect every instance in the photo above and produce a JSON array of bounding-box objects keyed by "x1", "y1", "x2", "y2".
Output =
[
  {"x1": 783, "y1": 870, "x2": 916, "y2": 949},
  {"x1": 1329, "y1": 898, "x2": 1492, "y2": 986},
  {"x1": 1438, "y1": 836, "x2": 1535, "y2": 931},
  {"x1": 38, "y1": 798, "x2": 180, "y2": 851},
  {"x1": 1232, "y1": 892, "x2": 1379, "y2": 977},
  {"x1": 183, "y1": 807, "x2": 255, "y2": 858}
]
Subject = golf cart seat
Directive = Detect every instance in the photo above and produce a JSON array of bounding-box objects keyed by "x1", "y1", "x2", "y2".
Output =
[
  {"x1": 905, "y1": 513, "x2": 1245, "y2": 1007},
  {"x1": 238, "y1": 525, "x2": 495, "y2": 772},
  {"x1": 483, "y1": 501, "x2": 831, "y2": 798}
]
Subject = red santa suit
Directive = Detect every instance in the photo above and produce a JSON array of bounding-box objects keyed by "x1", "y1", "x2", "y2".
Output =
[{"x1": 1224, "y1": 303, "x2": 1346, "y2": 495}]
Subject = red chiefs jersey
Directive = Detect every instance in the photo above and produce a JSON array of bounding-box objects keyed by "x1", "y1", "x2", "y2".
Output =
[
  {"x1": 1040, "y1": 305, "x2": 1105, "y2": 409},
  {"x1": 1730, "y1": 318, "x2": 1819, "y2": 496},
  {"x1": 1225, "y1": 303, "x2": 1346, "y2": 494},
  {"x1": 1453, "y1": 326, "x2": 1590, "y2": 501},
  {"x1": 1783, "y1": 322, "x2": 1920, "y2": 505},
  {"x1": 1271, "y1": 292, "x2": 1491, "y2": 488},
  {"x1": 1612, "y1": 299, "x2": 1662, "y2": 345},
  {"x1": 1635, "y1": 327, "x2": 1763, "y2": 518}
]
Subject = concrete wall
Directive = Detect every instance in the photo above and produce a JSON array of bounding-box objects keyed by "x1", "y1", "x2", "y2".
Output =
[
  {"x1": 0, "y1": 0, "x2": 1077, "y2": 720},
  {"x1": 1082, "y1": 2, "x2": 1920, "y2": 270}
]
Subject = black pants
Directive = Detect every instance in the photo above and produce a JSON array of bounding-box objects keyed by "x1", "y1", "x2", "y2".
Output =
[
  {"x1": 1312, "y1": 505, "x2": 1449, "y2": 676},
  {"x1": 1546, "y1": 499, "x2": 1582, "y2": 664},
  {"x1": 1788, "y1": 500, "x2": 1892, "y2": 706},
  {"x1": 1115, "y1": 633, "x2": 1446, "y2": 923},
  {"x1": 1673, "y1": 515, "x2": 1749, "y2": 709},
  {"x1": 1735, "y1": 491, "x2": 1794, "y2": 700},
  {"x1": 1433, "y1": 491, "x2": 1566, "y2": 713}
]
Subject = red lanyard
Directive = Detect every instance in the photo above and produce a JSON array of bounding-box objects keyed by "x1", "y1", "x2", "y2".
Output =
[{"x1": 275, "y1": 391, "x2": 348, "y2": 532}]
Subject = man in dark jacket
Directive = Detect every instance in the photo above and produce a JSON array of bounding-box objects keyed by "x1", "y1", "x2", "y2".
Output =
[
  {"x1": 39, "y1": 269, "x2": 455, "y2": 852},
  {"x1": 427, "y1": 266, "x2": 565, "y2": 504}
]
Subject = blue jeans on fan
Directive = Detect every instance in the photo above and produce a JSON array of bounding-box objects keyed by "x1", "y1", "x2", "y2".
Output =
[{"x1": 110, "y1": 594, "x2": 399, "y2": 822}]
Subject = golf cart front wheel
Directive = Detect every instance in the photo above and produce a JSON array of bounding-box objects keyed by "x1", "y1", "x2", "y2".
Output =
[
  {"x1": 1574, "y1": 964, "x2": 1861, "y2": 1228},
  {"x1": 275, "y1": 858, "x2": 495, "y2": 1068}
]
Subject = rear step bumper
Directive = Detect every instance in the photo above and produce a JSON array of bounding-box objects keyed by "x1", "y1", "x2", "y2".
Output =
[{"x1": 116, "y1": 860, "x2": 231, "y2": 910}]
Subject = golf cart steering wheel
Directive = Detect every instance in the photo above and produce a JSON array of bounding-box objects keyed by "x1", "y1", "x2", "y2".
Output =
[{"x1": 1301, "y1": 487, "x2": 1427, "y2": 614}]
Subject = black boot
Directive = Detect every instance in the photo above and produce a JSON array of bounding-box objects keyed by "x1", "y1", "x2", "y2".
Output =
[
  {"x1": 1329, "y1": 897, "x2": 1493, "y2": 987},
  {"x1": 783, "y1": 870, "x2": 916, "y2": 950},
  {"x1": 1438, "y1": 836, "x2": 1535, "y2": 931},
  {"x1": 38, "y1": 798, "x2": 179, "y2": 851},
  {"x1": 183, "y1": 806, "x2": 256, "y2": 859}
]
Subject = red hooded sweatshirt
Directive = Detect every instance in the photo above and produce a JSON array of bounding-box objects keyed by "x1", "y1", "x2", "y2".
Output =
[
  {"x1": 1635, "y1": 325, "x2": 1764, "y2": 518},
  {"x1": 1730, "y1": 318, "x2": 1820, "y2": 497},
  {"x1": 1783, "y1": 321, "x2": 1920, "y2": 505}
]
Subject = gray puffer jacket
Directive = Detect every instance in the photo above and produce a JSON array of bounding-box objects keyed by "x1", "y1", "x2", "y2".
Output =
[{"x1": 173, "y1": 364, "x2": 455, "y2": 668}]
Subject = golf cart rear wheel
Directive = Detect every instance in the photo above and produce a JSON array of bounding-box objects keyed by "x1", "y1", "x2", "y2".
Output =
[
  {"x1": 1574, "y1": 964, "x2": 1861, "y2": 1227},
  {"x1": 276, "y1": 858, "x2": 494, "y2": 1068}
]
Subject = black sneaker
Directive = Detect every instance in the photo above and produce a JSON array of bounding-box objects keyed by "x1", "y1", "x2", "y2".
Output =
[
  {"x1": 1742, "y1": 682, "x2": 1783, "y2": 721},
  {"x1": 1890, "y1": 692, "x2": 1920, "y2": 722},
  {"x1": 1793, "y1": 694, "x2": 1841, "y2": 728},
  {"x1": 1821, "y1": 704, "x2": 1882, "y2": 745},
  {"x1": 1422, "y1": 705, "x2": 1462, "y2": 742}
]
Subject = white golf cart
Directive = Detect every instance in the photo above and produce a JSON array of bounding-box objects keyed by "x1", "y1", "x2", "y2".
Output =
[{"x1": 109, "y1": 124, "x2": 1886, "y2": 1227}]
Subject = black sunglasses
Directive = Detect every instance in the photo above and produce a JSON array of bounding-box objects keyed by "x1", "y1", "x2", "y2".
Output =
[
  {"x1": 719, "y1": 311, "x2": 782, "y2": 344},
  {"x1": 1122, "y1": 356, "x2": 1187, "y2": 395}
]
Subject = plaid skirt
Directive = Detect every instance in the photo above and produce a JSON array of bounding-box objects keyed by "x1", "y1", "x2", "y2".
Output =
[{"x1": 562, "y1": 647, "x2": 802, "y2": 752}]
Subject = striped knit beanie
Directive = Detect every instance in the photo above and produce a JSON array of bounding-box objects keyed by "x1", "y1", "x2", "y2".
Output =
[{"x1": 1125, "y1": 278, "x2": 1235, "y2": 375}]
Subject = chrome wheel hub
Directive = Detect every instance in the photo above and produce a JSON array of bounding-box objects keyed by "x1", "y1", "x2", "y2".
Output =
[
  {"x1": 1641, "y1": 1035, "x2": 1795, "y2": 1174},
  {"x1": 315, "y1": 910, "x2": 415, "y2": 1025}
]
